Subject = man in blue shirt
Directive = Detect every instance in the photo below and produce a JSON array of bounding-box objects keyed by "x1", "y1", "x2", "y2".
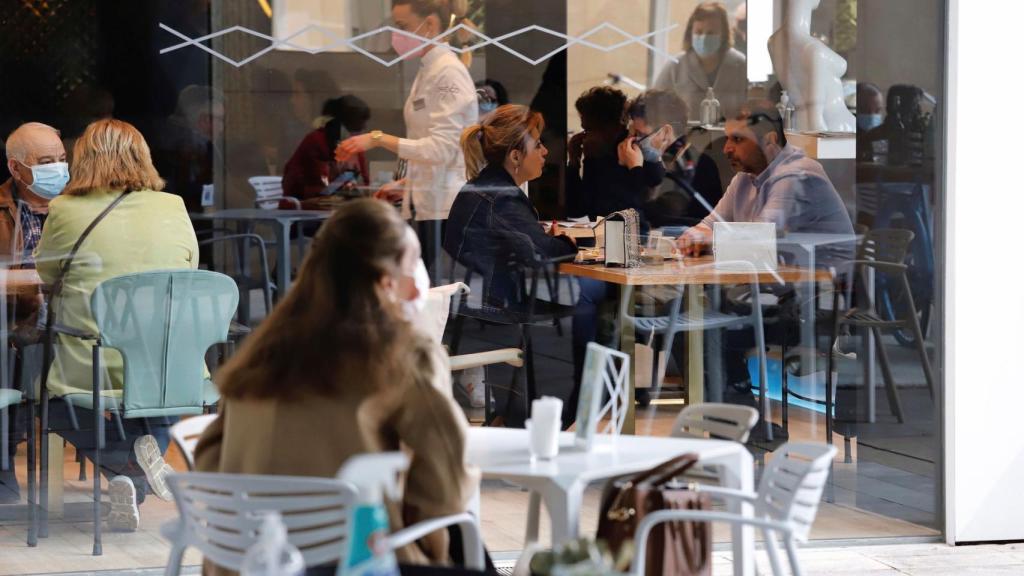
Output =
[{"x1": 678, "y1": 108, "x2": 854, "y2": 263}]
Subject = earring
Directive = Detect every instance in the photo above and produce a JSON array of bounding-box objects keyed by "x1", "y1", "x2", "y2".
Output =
[{"x1": 514, "y1": 164, "x2": 520, "y2": 175}]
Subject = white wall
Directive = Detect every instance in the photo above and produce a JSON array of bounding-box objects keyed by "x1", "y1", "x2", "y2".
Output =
[{"x1": 946, "y1": 0, "x2": 1024, "y2": 544}]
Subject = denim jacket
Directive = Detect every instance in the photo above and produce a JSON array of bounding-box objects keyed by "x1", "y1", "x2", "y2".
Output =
[{"x1": 444, "y1": 165, "x2": 575, "y2": 304}]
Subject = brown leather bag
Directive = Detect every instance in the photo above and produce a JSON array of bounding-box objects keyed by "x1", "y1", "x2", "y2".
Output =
[{"x1": 596, "y1": 454, "x2": 711, "y2": 576}]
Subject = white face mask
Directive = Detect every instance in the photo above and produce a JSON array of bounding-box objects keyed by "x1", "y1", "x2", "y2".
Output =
[{"x1": 402, "y1": 258, "x2": 431, "y2": 320}]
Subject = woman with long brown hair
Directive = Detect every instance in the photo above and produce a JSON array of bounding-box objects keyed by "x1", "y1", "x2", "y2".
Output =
[{"x1": 195, "y1": 199, "x2": 475, "y2": 574}]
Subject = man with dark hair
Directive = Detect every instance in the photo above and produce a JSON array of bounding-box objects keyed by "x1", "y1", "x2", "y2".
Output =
[
  {"x1": 566, "y1": 86, "x2": 662, "y2": 220},
  {"x1": 678, "y1": 107, "x2": 853, "y2": 260}
]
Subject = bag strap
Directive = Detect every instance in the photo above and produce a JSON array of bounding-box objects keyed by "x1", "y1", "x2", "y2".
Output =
[
  {"x1": 47, "y1": 191, "x2": 130, "y2": 304},
  {"x1": 39, "y1": 190, "x2": 129, "y2": 399},
  {"x1": 626, "y1": 453, "x2": 700, "y2": 488}
]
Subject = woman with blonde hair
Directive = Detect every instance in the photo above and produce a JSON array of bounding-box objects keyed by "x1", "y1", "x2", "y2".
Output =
[
  {"x1": 196, "y1": 199, "x2": 478, "y2": 575},
  {"x1": 443, "y1": 105, "x2": 576, "y2": 413},
  {"x1": 36, "y1": 118, "x2": 198, "y2": 530}
]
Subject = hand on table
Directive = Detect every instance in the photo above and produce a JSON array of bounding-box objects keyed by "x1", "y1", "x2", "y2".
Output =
[
  {"x1": 374, "y1": 179, "x2": 406, "y2": 203},
  {"x1": 677, "y1": 226, "x2": 711, "y2": 257},
  {"x1": 617, "y1": 137, "x2": 643, "y2": 170}
]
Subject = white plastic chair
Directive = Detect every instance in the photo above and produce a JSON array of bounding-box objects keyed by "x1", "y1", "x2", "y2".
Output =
[
  {"x1": 671, "y1": 403, "x2": 759, "y2": 443},
  {"x1": 248, "y1": 176, "x2": 301, "y2": 210},
  {"x1": 632, "y1": 442, "x2": 837, "y2": 576},
  {"x1": 168, "y1": 414, "x2": 218, "y2": 470},
  {"x1": 524, "y1": 342, "x2": 629, "y2": 545},
  {"x1": 161, "y1": 454, "x2": 485, "y2": 575}
]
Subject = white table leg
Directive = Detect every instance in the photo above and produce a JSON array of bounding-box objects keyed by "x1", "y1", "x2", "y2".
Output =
[
  {"x1": 525, "y1": 491, "x2": 541, "y2": 544},
  {"x1": 715, "y1": 447, "x2": 755, "y2": 576},
  {"x1": 541, "y1": 482, "x2": 585, "y2": 546}
]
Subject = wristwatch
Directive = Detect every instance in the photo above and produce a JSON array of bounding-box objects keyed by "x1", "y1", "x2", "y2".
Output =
[{"x1": 370, "y1": 130, "x2": 384, "y2": 141}]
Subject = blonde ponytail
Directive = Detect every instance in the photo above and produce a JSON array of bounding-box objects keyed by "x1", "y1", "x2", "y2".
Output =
[
  {"x1": 459, "y1": 104, "x2": 546, "y2": 181},
  {"x1": 461, "y1": 124, "x2": 487, "y2": 180}
]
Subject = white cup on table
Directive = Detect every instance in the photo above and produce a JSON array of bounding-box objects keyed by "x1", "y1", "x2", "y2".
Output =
[{"x1": 526, "y1": 396, "x2": 562, "y2": 460}]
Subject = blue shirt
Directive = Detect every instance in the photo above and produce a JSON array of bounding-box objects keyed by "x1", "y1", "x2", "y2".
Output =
[{"x1": 701, "y1": 144, "x2": 854, "y2": 265}]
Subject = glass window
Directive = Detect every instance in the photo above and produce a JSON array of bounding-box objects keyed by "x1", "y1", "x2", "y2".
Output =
[{"x1": 0, "y1": 0, "x2": 946, "y2": 571}]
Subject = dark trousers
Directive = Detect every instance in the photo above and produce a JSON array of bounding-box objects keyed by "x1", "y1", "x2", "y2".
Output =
[
  {"x1": 46, "y1": 400, "x2": 174, "y2": 503},
  {"x1": 416, "y1": 219, "x2": 447, "y2": 284},
  {"x1": 0, "y1": 403, "x2": 27, "y2": 501}
]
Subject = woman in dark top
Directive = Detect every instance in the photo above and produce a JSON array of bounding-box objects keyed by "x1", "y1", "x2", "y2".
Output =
[
  {"x1": 566, "y1": 86, "x2": 664, "y2": 223},
  {"x1": 282, "y1": 95, "x2": 371, "y2": 207},
  {"x1": 445, "y1": 104, "x2": 576, "y2": 306}
]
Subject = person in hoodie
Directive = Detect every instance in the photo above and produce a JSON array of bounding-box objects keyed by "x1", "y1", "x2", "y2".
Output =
[{"x1": 677, "y1": 107, "x2": 854, "y2": 264}]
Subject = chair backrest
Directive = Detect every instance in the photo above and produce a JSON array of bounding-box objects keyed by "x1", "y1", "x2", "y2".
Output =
[
  {"x1": 858, "y1": 228, "x2": 914, "y2": 265},
  {"x1": 419, "y1": 283, "x2": 468, "y2": 344},
  {"x1": 249, "y1": 176, "x2": 285, "y2": 209},
  {"x1": 670, "y1": 403, "x2": 759, "y2": 443},
  {"x1": 167, "y1": 472, "x2": 356, "y2": 570},
  {"x1": 91, "y1": 270, "x2": 239, "y2": 418},
  {"x1": 169, "y1": 414, "x2": 218, "y2": 470},
  {"x1": 755, "y1": 442, "x2": 837, "y2": 543},
  {"x1": 576, "y1": 342, "x2": 630, "y2": 440}
]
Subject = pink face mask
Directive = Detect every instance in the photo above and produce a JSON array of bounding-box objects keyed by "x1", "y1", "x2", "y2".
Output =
[{"x1": 391, "y1": 20, "x2": 427, "y2": 57}]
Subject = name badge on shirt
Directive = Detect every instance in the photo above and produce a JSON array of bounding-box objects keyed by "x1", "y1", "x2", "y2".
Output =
[{"x1": 412, "y1": 98, "x2": 426, "y2": 111}]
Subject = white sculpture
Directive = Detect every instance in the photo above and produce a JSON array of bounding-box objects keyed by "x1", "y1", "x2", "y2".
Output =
[{"x1": 768, "y1": 0, "x2": 855, "y2": 132}]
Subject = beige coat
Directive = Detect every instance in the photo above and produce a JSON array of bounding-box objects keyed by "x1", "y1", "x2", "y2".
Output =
[{"x1": 195, "y1": 337, "x2": 476, "y2": 575}]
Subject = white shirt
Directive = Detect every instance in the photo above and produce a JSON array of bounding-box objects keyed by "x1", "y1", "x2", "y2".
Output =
[{"x1": 398, "y1": 45, "x2": 478, "y2": 221}]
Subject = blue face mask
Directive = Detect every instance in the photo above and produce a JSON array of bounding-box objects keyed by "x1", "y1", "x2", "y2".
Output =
[
  {"x1": 21, "y1": 161, "x2": 69, "y2": 200},
  {"x1": 479, "y1": 101, "x2": 498, "y2": 115},
  {"x1": 857, "y1": 113, "x2": 883, "y2": 132},
  {"x1": 691, "y1": 33, "x2": 722, "y2": 57}
]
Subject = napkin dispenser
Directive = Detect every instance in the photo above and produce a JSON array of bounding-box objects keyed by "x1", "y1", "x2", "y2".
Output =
[
  {"x1": 712, "y1": 221, "x2": 778, "y2": 271},
  {"x1": 603, "y1": 209, "x2": 641, "y2": 268}
]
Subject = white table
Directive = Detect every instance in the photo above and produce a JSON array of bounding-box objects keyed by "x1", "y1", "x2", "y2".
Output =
[{"x1": 466, "y1": 427, "x2": 755, "y2": 576}]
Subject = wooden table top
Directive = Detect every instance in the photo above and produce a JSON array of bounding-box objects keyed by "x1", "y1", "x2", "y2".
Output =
[{"x1": 560, "y1": 256, "x2": 831, "y2": 286}]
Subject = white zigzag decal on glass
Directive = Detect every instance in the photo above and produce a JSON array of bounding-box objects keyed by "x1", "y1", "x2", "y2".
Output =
[{"x1": 158, "y1": 21, "x2": 680, "y2": 68}]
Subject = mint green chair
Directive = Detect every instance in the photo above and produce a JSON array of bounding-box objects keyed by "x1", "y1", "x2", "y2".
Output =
[{"x1": 41, "y1": 269, "x2": 238, "y2": 555}]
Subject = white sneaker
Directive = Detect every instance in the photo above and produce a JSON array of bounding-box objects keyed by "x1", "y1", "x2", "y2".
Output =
[
  {"x1": 107, "y1": 476, "x2": 140, "y2": 532},
  {"x1": 134, "y1": 435, "x2": 174, "y2": 501}
]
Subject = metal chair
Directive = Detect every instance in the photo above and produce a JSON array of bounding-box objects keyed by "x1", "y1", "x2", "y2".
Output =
[
  {"x1": 161, "y1": 454, "x2": 485, "y2": 576},
  {"x1": 196, "y1": 229, "x2": 274, "y2": 326},
  {"x1": 825, "y1": 229, "x2": 935, "y2": 456},
  {"x1": 447, "y1": 229, "x2": 576, "y2": 424},
  {"x1": 40, "y1": 269, "x2": 238, "y2": 555},
  {"x1": 633, "y1": 442, "x2": 837, "y2": 576},
  {"x1": 423, "y1": 283, "x2": 524, "y2": 415},
  {"x1": 168, "y1": 414, "x2": 218, "y2": 471}
]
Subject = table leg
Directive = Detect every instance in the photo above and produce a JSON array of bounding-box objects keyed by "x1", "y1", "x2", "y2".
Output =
[
  {"x1": 621, "y1": 287, "x2": 637, "y2": 435},
  {"x1": 541, "y1": 482, "x2": 584, "y2": 546},
  {"x1": 276, "y1": 220, "x2": 293, "y2": 297},
  {"x1": 714, "y1": 447, "x2": 755, "y2": 576},
  {"x1": 525, "y1": 491, "x2": 541, "y2": 544},
  {"x1": 237, "y1": 222, "x2": 253, "y2": 324},
  {"x1": 686, "y1": 285, "x2": 704, "y2": 406}
]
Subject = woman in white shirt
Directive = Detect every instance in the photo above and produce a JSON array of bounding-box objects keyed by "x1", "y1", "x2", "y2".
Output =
[
  {"x1": 653, "y1": 2, "x2": 747, "y2": 120},
  {"x1": 337, "y1": 0, "x2": 477, "y2": 278}
]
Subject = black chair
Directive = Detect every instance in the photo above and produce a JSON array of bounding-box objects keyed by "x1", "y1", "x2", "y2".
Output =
[
  {"x1": 196, "y1": 229, "x2": 273, "y2": 326},
  {"x1": 447, "y1": 229, "x2": 575, "y2": 425},
  {"x1": 825, "y1": 228, "x2": 935, "y2": 460}
]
